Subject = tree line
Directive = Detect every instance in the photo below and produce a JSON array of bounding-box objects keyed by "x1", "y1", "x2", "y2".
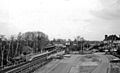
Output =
[{"x1": 0, "y1": 31, "x2": 49, "y2": 68}]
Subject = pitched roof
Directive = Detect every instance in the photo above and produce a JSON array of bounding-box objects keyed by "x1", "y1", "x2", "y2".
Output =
[{"x1": 104, "y1": 35, "x2": 120, "y2": 41}]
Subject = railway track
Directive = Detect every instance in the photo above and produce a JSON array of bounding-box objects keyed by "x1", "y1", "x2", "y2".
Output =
[
  {"x1": 0, "y1": 57, "x2": 52, "y2": 73},
  {"x1": 0, "y1": 46, "x2": 63, "y2": 73},
  {"x1": 105, "y1": 55, "x2": 117, "y2": 61}
]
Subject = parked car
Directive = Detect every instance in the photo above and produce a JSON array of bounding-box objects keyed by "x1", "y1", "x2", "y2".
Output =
[
  {"x1": 63, "y1": 54, "x2": 71, "y2": 58},
  {"x1": 53, "y1": 54, "x2": 64, "y2": 59}
]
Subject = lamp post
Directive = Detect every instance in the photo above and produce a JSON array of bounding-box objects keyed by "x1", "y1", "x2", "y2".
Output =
[
  {"x1": 65, "y1": 42, "x2": 70, "y2": 54},
  {"x1": 77, "y1": 36, "x2": 84, "y2": 54},
  {"x1": 80, "y1": 38, "x2": 84, "y2": 54}
]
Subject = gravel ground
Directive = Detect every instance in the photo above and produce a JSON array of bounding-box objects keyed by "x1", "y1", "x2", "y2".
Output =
[
  {"x1": 79, "y1": 66, "x2": 96, "y2": 73},
  {"x1": 77, "y1": 54, "x2": 101, "y2": 73}
]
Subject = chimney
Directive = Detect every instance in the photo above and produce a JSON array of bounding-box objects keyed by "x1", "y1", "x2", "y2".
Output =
[{"x1": 105, "y1": 35, "x2": 108, "y2": 40}]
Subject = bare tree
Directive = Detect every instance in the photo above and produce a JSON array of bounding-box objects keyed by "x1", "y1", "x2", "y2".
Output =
[{"x1": 0, "y1": 35, "x2": 5, "y2": 68}]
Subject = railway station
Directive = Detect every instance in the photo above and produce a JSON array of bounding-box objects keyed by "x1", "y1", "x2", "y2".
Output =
[
  {"x1": 1, "y1": 37, "x2": 120, "y2": 73},
  {"x1": 0, "y1": 0, "x2": 120, "y2": 73}
]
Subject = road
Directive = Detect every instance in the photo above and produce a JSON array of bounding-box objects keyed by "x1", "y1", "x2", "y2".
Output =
[
  {"x1": 34, "y1": 53, "x2": 112, "y2": 73},
  {"x1": 92, "y1": 53, "x2": 110, "y2": 73}
]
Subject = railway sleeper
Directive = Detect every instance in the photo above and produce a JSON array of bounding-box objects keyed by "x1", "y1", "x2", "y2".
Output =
[
  {"x1": 7, "y1": 57, "x2": 53, "y2": 73},
  {"x1": 19, "y1": 60, "x2": 48, "y2": 73}
]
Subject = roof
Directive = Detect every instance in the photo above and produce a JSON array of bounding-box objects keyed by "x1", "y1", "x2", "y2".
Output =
[
  {"x1": 22, "y1": 46, "x2": 33, "y2": 53},
  {"x1": 104, "y1": 35, "x2": 120, "y2": 41}
]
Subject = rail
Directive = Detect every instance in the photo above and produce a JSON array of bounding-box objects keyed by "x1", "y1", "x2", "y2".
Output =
[
  {"x1": 0, "y1": 45, "x2": 63, "y2": 73},
  {"x1": 0, "y1": 56, "x2": 52, "y2": 73}
]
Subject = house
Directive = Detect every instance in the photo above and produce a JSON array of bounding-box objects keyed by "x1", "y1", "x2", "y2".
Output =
[{"x1": 104, "y1": 35, "x2": 120, "y2": 44}]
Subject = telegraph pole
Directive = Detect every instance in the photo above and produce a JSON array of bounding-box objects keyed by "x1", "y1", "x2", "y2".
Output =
[
  {"x1": 65, "y1": 42, "x2": 70, "y2": 54},
  {"x1": 76, "y1": 36, "x2": 84, "y2": 54}
]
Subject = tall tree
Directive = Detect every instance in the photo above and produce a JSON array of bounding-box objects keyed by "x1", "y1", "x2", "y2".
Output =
[
  {"x1": 21, "y1": 31, "x2": 49, "y2": 53},
  {"x1": 0, "y1": 35, "x2": 5, "y2": 67}
]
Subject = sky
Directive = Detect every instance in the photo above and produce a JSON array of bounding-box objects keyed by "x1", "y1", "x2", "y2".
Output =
[{"x1": 0, "y1": 0, "x2": 120, "y2": 40}]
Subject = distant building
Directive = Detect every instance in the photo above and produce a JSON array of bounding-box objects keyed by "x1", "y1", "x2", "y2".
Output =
[{"x1": 104, "y1": 35, "x2": 120, "y2": 43}]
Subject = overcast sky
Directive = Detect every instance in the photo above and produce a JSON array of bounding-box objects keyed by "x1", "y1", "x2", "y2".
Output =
[{"x1": 0, "y1": 0, "x2": 120, "y2": 40}]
